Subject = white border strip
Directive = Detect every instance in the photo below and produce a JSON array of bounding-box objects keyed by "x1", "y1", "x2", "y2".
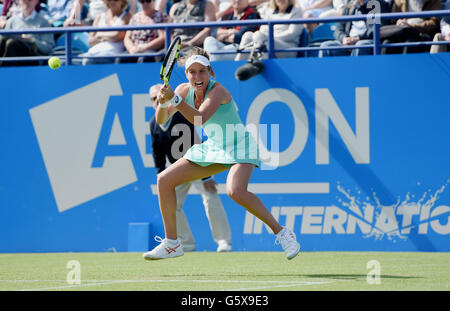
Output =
[
  {"x1": 12, "y1": 279, "x2": 332, "y2": 291},
  {"x1": 150, "y1": 182, "x2": 329, "y2": 195}
]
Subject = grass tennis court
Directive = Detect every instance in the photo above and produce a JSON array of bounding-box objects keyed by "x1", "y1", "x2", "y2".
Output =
[{"x1": 0, "y1": 252, "x2": 448, "y2": 291}]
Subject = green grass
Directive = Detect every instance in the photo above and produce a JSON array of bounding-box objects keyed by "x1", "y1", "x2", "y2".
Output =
[{"x1": 0, "y1": 252, "x2": 448, "y2": 291}]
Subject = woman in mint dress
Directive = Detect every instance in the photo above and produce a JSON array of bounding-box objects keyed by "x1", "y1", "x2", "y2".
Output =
[{"x1": 143, "y1": 47, "x2": 300, "y2": 261}]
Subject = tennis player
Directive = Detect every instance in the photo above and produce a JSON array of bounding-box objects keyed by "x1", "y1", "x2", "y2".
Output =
[
  {"x1": 143, "y1": 47, "x2": 300, "y2": 260},
  {"x1": 149, "y1": 84, "x2": 233, "y2": 253}
]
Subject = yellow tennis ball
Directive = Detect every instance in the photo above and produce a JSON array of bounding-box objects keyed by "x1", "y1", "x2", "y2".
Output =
[{"x1": 48, "y1": 56, "x2": 61, "y2": 69}]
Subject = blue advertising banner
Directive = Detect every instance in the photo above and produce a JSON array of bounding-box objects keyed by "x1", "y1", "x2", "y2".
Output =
[{"x1": 1, "y1": 53, "x2": 449, "y2": 252}]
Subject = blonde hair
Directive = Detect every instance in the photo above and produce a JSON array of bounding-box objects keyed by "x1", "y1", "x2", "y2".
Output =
[
  {"x1": 179, "y1": 47, "x2": 216, "y2": 78},
  {"x1": 179, "y1": 46, "x2": 210, "y2": 66},
  {"x1": 103, "y1": 0, "x2": 129, "y2": 12},
  {"x1": 269, "y1": 0, "x2": 295, "y2": 10}
]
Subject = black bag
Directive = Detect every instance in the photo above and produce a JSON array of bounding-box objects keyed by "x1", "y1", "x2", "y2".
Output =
[
  {"x1": 379, "y1": 25, "x2": 423, "y2": 42},
  {"x1": 380, "y1": 25, "x2": 431, "y2": 54}
]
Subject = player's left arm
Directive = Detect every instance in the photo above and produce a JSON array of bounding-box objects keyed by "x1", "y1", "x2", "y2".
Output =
[{"x1": 197, "y1": 83, "x2": 231, "y2": 122}]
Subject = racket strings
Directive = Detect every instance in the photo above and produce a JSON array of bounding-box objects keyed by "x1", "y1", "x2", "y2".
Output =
[
  {"x1": 161, "y1": 36, "x2": 181, "y2": 84},
  {"x1": 165, "y1": 52, "x2": 177, "y2": 75}
]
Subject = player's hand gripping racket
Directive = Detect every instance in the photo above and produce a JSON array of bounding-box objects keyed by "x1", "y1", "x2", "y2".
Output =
[{"x1": 160, "y1": 36, "x2": 181, "y2": 87}]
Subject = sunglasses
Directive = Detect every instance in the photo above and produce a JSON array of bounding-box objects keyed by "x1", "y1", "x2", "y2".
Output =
[
  {"x1": 151, "y1": 96, "x2": 158, "y2": 102},
  {"x1": 139, "y1": 0, "x2": 152, "y2": 3}
]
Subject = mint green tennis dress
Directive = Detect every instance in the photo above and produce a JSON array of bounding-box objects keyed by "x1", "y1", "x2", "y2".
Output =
[{"x1": 183, "y1": 79, "x2": 260, "y2": 168}]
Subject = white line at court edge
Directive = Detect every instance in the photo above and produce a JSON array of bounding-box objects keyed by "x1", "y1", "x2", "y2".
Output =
[
  {"x1": 150, "y1": 182, "x2": 330, "y2": 195},
  {"x1": 15, "y1": 279, "x2": 332, "y2": 291}
]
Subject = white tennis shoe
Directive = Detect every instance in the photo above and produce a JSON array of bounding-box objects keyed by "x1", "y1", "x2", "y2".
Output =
[
  {"x1": 275, "y1": 227, "x2": 301, "y2": 260},
  {"x1": 216, "y1": 240, "x2": 232, "y2": 252},
  {"x1": 143, "y1": 236, "x2": 184, "y2": 260}
]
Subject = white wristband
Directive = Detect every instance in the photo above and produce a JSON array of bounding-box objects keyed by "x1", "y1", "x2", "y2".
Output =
[{"x1": 169, "y1": 93, "x2": 182, "y2": 107}]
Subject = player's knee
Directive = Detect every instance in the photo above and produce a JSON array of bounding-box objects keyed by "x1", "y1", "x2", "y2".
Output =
[
  {"x1": 157, "y1": 172, "x2": 173, "y2": 192},
  {"x1": 226, "y1": 185, "x2": 246, "y2": 204}
]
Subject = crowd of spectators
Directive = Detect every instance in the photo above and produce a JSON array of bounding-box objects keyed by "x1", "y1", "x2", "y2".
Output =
[{"x1": 0, "y1": 0, "x2": 448, "y2": 65}]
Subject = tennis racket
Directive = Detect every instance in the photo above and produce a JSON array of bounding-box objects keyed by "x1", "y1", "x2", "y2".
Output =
[{"x1": 160, "y1": 36, "x2": 181, "y2": 87}]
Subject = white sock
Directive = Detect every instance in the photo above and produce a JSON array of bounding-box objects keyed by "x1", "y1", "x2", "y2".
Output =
[
  {"x1": 276, "y1": 227, "x2": 286, "y2": 238},
  {"x1": 166, "y1": 238, "x2": 179, "y2": 245}
]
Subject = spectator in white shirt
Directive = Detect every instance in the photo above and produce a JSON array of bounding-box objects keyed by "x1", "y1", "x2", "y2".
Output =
[
  {"x1": 430, "y1": 0, "x2": 450, "y2": 53},
  {"x1": 235, "y1": 0, "x2": 303, "y2": 59}
]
